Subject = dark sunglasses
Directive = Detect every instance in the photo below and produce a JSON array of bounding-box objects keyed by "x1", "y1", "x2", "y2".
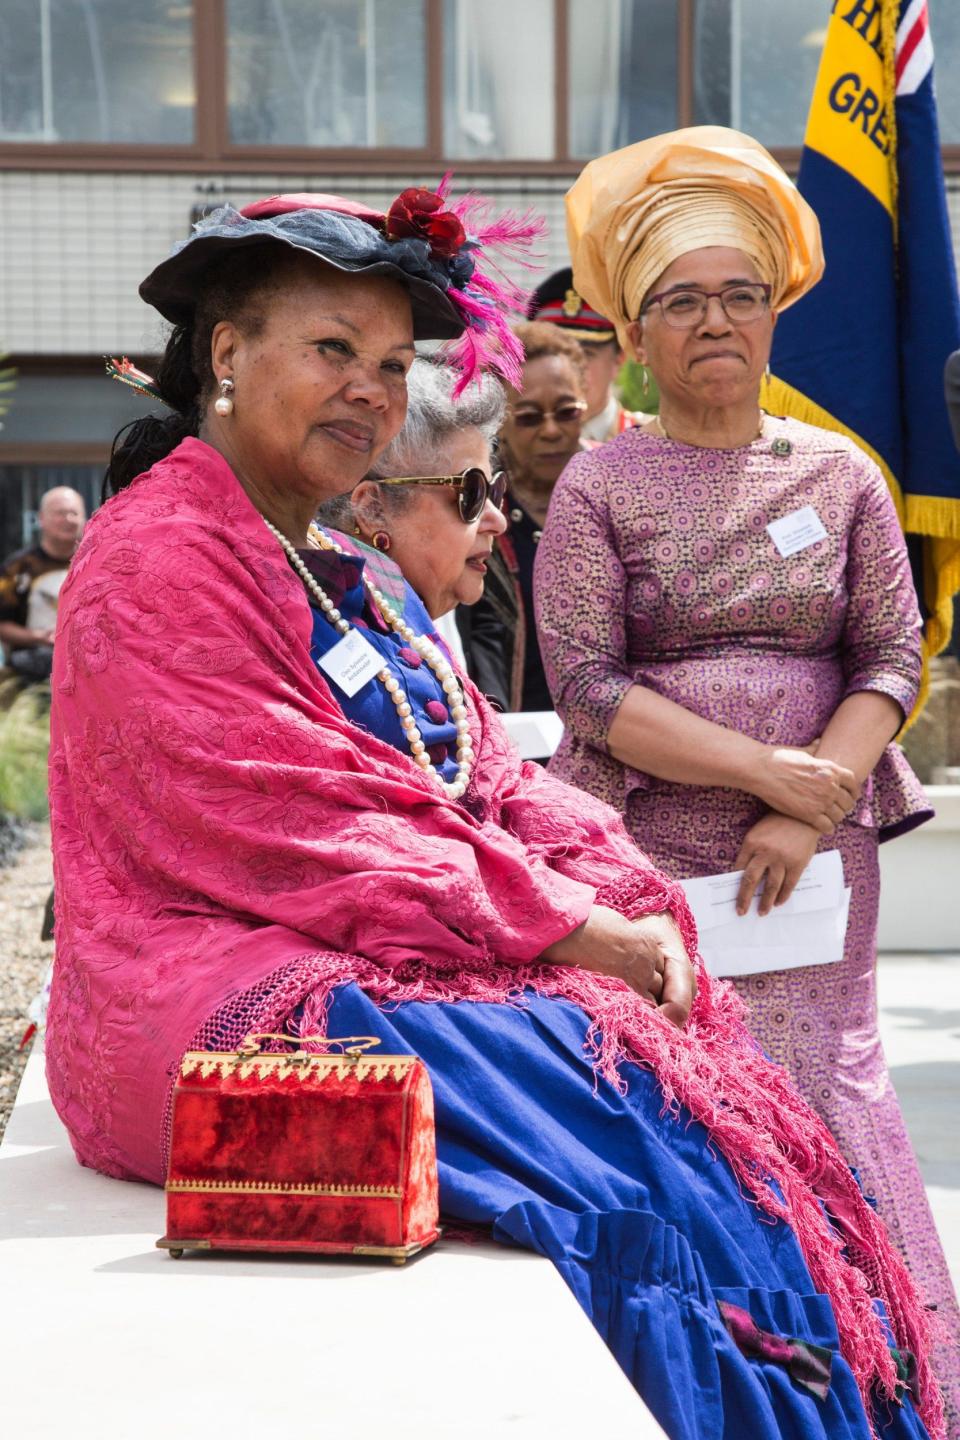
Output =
[
  {"x1": 377, "y1": 468, "x2": 507, "y2": 524},
  {"x1": 508, "y1": 400, "x2": 588, "y2": 429}
]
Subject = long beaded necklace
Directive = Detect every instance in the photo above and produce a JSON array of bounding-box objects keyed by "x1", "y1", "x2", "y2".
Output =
[{"x1": 262, "y1": 517, "x2": 474, "y2": 802}]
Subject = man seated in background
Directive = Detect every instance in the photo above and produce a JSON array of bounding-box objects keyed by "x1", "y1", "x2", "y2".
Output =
[
  {"x1": 0, "y1": 486, "x2": 86, "y2": 681},
  {"x1": 528, "y1": 266, "x2": 645, "y2": 444}
]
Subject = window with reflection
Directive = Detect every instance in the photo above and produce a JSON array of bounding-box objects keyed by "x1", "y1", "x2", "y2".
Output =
[
  {"x1": 2, "y1": 0, "x2": 956, "y2": 165},
  {"x1": 694, "y1": 0, "x2": 827, "y2": 147},
  {"x1": 0, "y1": 0, "x2": 194, "y2": 144},
  {"x1": 569, "y1": 0, "x2": 677, "y2": 158},
  {"x1": 227, "y1": 0, "x2": 426, "y2": 148},
  {"x1": 443, "y1": 0, "x2": 554, "y2": 159}
]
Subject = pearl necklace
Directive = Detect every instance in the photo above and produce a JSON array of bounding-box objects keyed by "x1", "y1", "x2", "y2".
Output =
[{"x1": 262, "y1": 518, "x2": 474, "y2": 802}]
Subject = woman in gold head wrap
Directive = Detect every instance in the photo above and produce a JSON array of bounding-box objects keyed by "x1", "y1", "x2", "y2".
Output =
[{"x1": 535, "y1": 127, "x2": 959, "y2": 1426}]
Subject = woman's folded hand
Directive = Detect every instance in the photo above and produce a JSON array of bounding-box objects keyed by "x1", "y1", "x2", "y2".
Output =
[
  {"x1": 543, "y1": 906, "x2": 696, "y2": 1028},
  {"x1": 751, "y1": 745, "x2": 859, "y2": 833},
  {"x1": 733, "y1": 813, "x2": 821, "y2": 915}
]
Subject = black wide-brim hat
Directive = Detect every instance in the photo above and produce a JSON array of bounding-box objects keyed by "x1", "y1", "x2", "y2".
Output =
[{"x1": 139, "y1": 194, "x2": 465, "y2": 341}]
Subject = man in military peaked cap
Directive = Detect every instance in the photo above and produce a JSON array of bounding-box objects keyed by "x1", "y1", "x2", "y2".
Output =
[{"x1": 528, "y1": 266, "x2": 645, "y2": 445}]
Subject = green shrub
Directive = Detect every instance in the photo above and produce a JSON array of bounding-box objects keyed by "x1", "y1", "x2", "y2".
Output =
[
  {"x1": 0, "y1": 684, "x2": 50, "y2": 821},
  {"x1": 617, "y1": 359, "x2": 660, "y2": 415}
]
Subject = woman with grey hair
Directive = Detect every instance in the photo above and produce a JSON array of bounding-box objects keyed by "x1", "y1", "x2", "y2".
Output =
[{"x1": 317, "y1": 357, "x2": 510, "y2": 698}]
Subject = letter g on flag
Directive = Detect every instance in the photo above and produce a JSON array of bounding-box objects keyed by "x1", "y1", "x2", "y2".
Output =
[{"x1": 805, "y1": 1, "x2": 894, "y2": 216}]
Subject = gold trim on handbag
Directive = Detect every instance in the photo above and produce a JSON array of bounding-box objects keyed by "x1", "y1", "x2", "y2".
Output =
[
  {"x1": 178, "y1": 1034, "x2": 420, "y2": 1085},
  {"x1": 166, "y1": 1179, "x2": 404, "y2": 1198}
]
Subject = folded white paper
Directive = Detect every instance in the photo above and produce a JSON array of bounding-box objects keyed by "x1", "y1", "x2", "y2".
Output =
[{"x1": 680, "y1": 850, "x2": 851, "y2": 978}]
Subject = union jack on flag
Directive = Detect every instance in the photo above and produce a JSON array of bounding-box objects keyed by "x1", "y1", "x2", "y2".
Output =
[
  {"x1": 767, "y1": 0, "x2": 960, "y2": 715},
  {"x1": 895, "y1": 0, "x2": 934, "y2": 95}
]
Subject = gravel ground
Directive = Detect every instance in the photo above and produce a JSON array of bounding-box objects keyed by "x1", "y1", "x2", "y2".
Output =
[{"x1": 0, "y1": 823, "x2": 53, "y2": 1141}]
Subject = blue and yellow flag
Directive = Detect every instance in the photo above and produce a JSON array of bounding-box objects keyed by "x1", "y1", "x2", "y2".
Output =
[{"x1": 768, "y1": 0, "x2": 960, "y2": 712}]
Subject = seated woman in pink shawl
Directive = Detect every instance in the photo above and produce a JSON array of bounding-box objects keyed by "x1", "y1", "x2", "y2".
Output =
[{"x1": 47, "y1": 189, "x2": 943, "y2": 1440}]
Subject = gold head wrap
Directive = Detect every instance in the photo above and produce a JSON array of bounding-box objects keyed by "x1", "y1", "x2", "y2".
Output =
[{"x1": 566, "y1": 126, "x2": 824, "y2": 356}]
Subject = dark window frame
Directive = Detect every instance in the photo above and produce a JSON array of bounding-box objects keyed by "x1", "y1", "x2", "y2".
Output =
[
  {"x1": 0, "y1": 359, "x2": 128, "y2": 550},
  {"x1": 0, "y1": 355, "x2": 158, "y2": 466},
  {"x1": 1, "y1": 0, "x2": 958, "y2": 174}
]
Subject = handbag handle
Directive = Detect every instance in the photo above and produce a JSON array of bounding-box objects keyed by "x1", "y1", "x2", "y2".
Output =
[{"x1": 236, "y1": 1033, "x2": 383, "y2": 1061}]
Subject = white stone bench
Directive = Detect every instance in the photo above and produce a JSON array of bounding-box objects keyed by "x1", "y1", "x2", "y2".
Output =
[{"x1": 0, "y1": 1049, "x2": 665, "y2": 1438}]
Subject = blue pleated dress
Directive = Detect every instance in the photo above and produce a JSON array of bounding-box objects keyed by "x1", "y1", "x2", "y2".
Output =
[{"x1": 324, "y1": 987, "x2": 929, "y2": 1440}]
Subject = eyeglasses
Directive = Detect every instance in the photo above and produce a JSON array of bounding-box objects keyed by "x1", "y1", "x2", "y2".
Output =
[
  {"x1": 377, "y1": 468, "x2": 507, "y2": 524},
  {"x1": 642, "y1": 283, "x2": 772, "y2": 329},
  {"x1": 508, "y1": 401, "x2": 588, "y2": 429}
]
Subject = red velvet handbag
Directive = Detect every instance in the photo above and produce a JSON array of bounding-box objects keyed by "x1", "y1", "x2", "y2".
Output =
[{"x1": 157, "y1": 1034, "x2": 441, "y2": 1263}]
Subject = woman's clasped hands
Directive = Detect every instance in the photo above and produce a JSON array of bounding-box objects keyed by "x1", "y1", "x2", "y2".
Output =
[
  {"x1": 544, "y1": 906, "x2": 696, "y2": 1028},
  {"x1": 735, "y1": 743, "x2": 861, "y2": 916},
  {"x1": 752, "y1": 744, "x2": 859, "y2": 834},
  {"x1": 734, "y1": 813, "x2": 820, "y2": 916}
]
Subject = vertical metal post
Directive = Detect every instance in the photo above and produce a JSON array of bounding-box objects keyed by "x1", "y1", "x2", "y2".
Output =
[
  {"x1": 677, "y1": 0, "x2": 694, "y2": 127},
  {"x1": 365, "y1": 0, "x2": 376, "y2": 146},
  {"x1": 40, "y1": 0, "x2": 54, "y2": 140},
  {"x1": 555, "y1": 0, "x2": 569, "y2": 162},
  {"x1": 426, "y1": 0, "x2": 444, "y2": 160},
  {"x1": 730, "y1": 0, "x2": 741, "y2": 130}
]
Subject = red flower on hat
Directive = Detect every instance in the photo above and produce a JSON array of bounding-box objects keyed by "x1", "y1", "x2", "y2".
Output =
[{"x1": 386, "y1": 187, "x2": 466, "y2": 260}]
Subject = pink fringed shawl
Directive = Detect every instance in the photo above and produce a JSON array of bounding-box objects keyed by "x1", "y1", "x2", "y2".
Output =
[{"x1": 47, "y1": 438, "x2": 942, "y2": 1436}]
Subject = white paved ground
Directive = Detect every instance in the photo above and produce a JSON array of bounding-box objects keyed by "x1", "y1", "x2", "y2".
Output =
[{"x1": 878, "y1": 953, "x2": 960, "y2": 1292}]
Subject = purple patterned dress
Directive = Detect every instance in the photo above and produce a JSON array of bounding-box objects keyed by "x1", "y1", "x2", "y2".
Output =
[{"x1": 535, "y1": 415, "x2": 960, "y2": 1428}]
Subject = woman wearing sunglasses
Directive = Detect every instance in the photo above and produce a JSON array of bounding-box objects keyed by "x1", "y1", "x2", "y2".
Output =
[
  {"x1": 319, "y1": 359, "x2": 507, "y2": 639},
  {"x1": 467, "y1": 320, "x2": 588, "y2": 712}
]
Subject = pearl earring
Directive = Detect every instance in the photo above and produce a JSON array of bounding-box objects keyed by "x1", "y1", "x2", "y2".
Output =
[{"x1": 214, "y1": 377, "x2": 235, "y2": 417}]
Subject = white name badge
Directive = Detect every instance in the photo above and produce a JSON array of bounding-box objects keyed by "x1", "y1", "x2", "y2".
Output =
[
  {"x1": 316, "y1": 629, "x2": 382, "y2": 697},
  {"x1": 766, "y1": 505, "x2": 829, "y2": 558}
]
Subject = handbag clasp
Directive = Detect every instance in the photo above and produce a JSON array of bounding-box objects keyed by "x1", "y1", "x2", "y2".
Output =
[{"x1": 236, "y1": 1033, "x2": 383, "y2": 1064}]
